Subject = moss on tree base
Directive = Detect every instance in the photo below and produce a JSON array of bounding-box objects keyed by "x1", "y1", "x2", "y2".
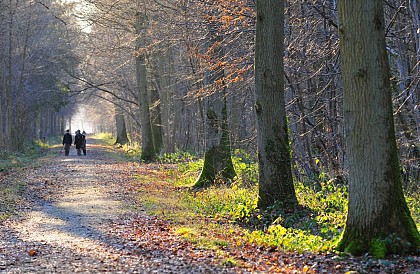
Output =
[
  {"x1": 337, "y1": 229, "x2": 420, "y2": 258},
  {"x1": 337, "y1": 187, "x2": 420, "y2": 258},
  {"x1": 194, "y1": 145, "x2": 236, "y2": 189}
]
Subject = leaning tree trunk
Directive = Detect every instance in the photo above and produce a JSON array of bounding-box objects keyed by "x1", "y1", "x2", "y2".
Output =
[
  {"x1": 255, "y1": 0, "x2": 297, "y2": 210},
  {"x1": 135, "y1": 10, "x2": 155, "y2": 162},
  {"x1": 337, "y1": 0, "x2": 420, "y2": 256},
  {"x1": 114, "y1": 106, "x2": 129, "y2": 145}
]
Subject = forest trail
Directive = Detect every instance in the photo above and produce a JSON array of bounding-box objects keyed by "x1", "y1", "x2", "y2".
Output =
[
  {"x1": 1, "y1": 139, "x2": 419, "y2": 273},
  {"x1": 0, "y1": 139, "x2": 229, "y2": 273}
]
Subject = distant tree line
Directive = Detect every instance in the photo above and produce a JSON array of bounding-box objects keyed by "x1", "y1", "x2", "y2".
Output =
[
  {"x1": 2, "y1": 0, "x2": 419, "y2": 201},
  {"x1": 3, "y1": 0, "x2": 417, "y2": 191},
  {"x1": 0, "y1": 0, "x2": 75, "y2": 150},
  {"x1": 64, "y1": 0, "x2": 419, "y2": 190}
]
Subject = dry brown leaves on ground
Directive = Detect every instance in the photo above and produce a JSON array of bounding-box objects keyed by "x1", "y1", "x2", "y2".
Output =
[{"x1": 0, "y1": 143, "x2": 419, "y2": 273}]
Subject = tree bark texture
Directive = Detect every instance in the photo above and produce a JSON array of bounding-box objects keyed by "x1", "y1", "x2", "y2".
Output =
[
  {"x1": 337, "y1": 0, "x2": 420, "y2": 256},
  {"x1": 114, "y1": 106, "x2": 129, "y2": 145},
  {"x1": 159, "y1": 50, "x2": 175, "y2": 153},
  {"x1": 0, "y1": 15, "x2": 4, "y2": 149},
  {"x1": 195, "y1": 95, "x2": 236, "y2": 188},
  {"x1": 255, "y1": 0, "x2": 297, "y2": 210},
  {"x1": 148, "y1": 53, "x2": 163, "y2": 154},
  {"x1": 135, "y1": 11, "x2": 155, "y2": 161},
  {"x1": 195, "y1": 21, "x2": 236, "y2": 188},
  {"x1": 5, "y1": 0, "x2": 14, "y2": 151}
]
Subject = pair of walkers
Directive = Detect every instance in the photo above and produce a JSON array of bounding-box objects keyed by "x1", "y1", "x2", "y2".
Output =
[{"x1": 62, "y1": 129, "x2": 87, "y2": 156}]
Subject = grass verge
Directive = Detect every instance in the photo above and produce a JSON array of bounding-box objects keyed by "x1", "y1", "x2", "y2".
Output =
[
  {"x1": 0, "y1": 139, "x2": 57, "y2": 221},
  {"x1": 124, "y1": 148, "x2": 420, "y2": 258}
]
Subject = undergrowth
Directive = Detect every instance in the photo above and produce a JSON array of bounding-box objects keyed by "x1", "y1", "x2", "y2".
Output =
[
  {"x1": 0, "y1": 139, "x2": 52, "y2": 171},
  {"x1": 119, "y1": 142, "x2": 197, "y2": 164},
  {"x1": 128, "y1": 148, "x2": 420, "y2": 255},
  {"x1": 0, "y1": 139, "x2": 52, "y2": 221},
  {"x1": 0, "y1": 182, "x2": 25, "y2": 221},
  {"x1": 95, "y1": 132, "x2": 116, "y2": 146}
]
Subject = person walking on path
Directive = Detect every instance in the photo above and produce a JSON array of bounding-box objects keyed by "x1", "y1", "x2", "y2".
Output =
[
  {"x1": 81, "y1": 131, "x2": 87, "y2": 155},
  {"x1": 62, "y1": 130, "x2": 72, "y2": 156},
  {"x1": 74, "y1": 130, "x2": 84, "y2": 156}
]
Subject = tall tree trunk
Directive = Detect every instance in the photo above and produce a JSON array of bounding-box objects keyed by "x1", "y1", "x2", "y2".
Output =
[
  {"x1": 60, "y1": 116, "x2": 66, "y2": 136},
  {"x1": 195, "y1": 21, "x2": 236, "y2": 188},
  {"x1": 14, "y1": 3, "x2": 32, "y2": 151},
  {"x1": 255, "y1": 0, "x2": 297, "y2": 210},
  {"x1": 68, "y1": 116, "x2": 72, "y2": 134},
  {"x1": 337, "y1": 0, "x2": 420, "y2": 256},
  {"x1": 0, "y1": 1, "x2": 4, "y2": 150},
  {"x1": 148, "y1": 53, "x2": 163, "y2": 154},
  {"x1": 0, "y1": 21, "x2": 4, "y2": 149},
  {"x1": 5, "y1": 0, "x2": 14, "y2": 151},
  {"x1": 114, "y1": 106, "x2": 129, "y2": 145},
  {"x1": 135, "y1": 10, "x2": 155, "y2": 161},
  {"x1": 195, "y1": 95, "x2": 236, "y2": 188},
  {"x1": 159, "y1": 49, "x2": 175, "y2": 153}
]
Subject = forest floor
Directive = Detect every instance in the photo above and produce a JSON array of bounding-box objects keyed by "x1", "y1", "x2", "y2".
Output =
[{"x1": 0, "y1": 138, "x2": 419, "y2": 273}]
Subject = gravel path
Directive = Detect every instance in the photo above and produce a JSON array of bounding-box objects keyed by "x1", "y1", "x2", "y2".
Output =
[
  {"x1": 1, "y1": 142, "x2": 419, "y2": 274},
  {"x1": 0, "y1": 142, "x2": 230, "y2": 273}
]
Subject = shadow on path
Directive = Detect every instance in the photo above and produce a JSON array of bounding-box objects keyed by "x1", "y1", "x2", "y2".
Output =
[{"x1": 0, "y1": 141, "x2": 229, "y2": 273}]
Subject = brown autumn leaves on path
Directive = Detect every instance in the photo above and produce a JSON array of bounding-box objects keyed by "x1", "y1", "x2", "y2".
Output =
[
  {"x1": 0, "y1": 139, "x2": 419, "y2": 273},
  {"x1": 0, "y1": 141, "x2": 231, "y2": 273}
]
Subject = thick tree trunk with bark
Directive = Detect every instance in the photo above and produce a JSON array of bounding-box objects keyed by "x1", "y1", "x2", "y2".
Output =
[
  {"x1": 195, "y1": 96, "x2": 236, "y2": 188},
  {"x1": 195, "y1": 22, "x2": 236, "y2": 188},
  {"x1": 337, "y1": 0, "x2": 420, "y2": 256},
  {"x1": 114, "y1": 107, "x2": 129, "y2": 145},
  {"x1": 255, "y1": 0, "x2": 297, "y2": 210}
]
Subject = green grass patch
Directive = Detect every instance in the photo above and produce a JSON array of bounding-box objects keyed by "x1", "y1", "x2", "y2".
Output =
[
  {"x1": 220, "y1": 256, "x2": 237, "y2": 267},
  {"x1": 157, "y1": 149, "x2": 196, "y2": 164},
  {"x1": 125, "y1": 148, "x2": 420, "y2": 256},
  {"x1": 121, "y1": 143, "x2": 142, "y2": 160},
  {"x1": 0, "y1": 139, "x2": 54, "y2": 171},
  {"x1": 406, "y1": 194, "x2": 420, "y2": 231},
  {"x1": 0, "y1": 139, "x2": 54, "y2": 220},
  {"x1": 94, "y1": 132, "x2": 116, "y2": 146},
  {"x1": 0, "y1": 182, "x2": 25, "y2": 221},
  {"x1": 181, "y1": 185, "x2": 257, "y2": 222}
]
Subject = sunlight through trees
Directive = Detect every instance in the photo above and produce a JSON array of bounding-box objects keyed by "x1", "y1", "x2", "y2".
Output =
[{"x1": 0, "y1": 0, "x2": 418, "y2": 257}]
